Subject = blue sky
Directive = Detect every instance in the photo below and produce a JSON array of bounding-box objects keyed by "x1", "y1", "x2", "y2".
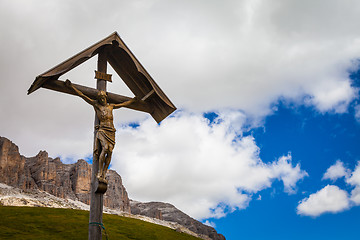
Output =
[
  {"x1": 217, "y1": 67, "x2": 360, "y2": 239},
  {"x1": 207, "y1": 71, "x2": 360, "y2": 239},
  {"x1": 209, "y1": 101, "x2": 360, "y2": 239},
  {"x1": 1, "y1": 1, "x2": 360, "y2": 239}
]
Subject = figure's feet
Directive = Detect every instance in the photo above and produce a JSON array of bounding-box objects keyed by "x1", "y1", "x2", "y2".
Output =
[
  {"x1": 101, "y1": 178, "x2": 108, "y2": 184},
  {"x1": 96, "y1": 173, "x2": 102, "y2": 180},
  {"x1": 96, "y1": 173, "x2": 108, "y2": 184}
]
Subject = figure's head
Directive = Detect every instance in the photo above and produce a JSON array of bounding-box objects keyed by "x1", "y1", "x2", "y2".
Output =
[{"x1": 97, "y1": 90, "x2": 107, "y2": 105}]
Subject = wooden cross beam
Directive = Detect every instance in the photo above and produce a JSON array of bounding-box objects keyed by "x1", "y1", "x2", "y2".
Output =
[
  {"x1": 42, "y1": 79, "x2": 153, "y2": 113},
  {"x1": 28, "y1": 32, "x2": 176, "y2": 240}
]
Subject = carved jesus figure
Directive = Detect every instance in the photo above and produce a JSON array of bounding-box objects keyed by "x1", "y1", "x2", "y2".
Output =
[{"x1": 65, "y1": 79, "x2": 137, "y2": 183}]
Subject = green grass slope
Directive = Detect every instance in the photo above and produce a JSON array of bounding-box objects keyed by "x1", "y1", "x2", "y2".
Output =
[{"x1": 0, "y1": 206, "x2": 202, "y2": 240}]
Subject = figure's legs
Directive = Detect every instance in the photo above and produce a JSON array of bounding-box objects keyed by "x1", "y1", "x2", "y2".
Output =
[
  {"x1": 94, "y1": 138, "x2": 101, "y2": 179},
  {"x1": 95, "y1": 132, "x2": 115, "y2": 182},
  {"x1": 93, "y1": 137, "x2": 100, "y2": 161},
  {"x1": 98, "y1": 146, "x2": 106, "y2": 180},
  {"x1": 102, "y1": 146, "x2": 113, "y2": 178}
]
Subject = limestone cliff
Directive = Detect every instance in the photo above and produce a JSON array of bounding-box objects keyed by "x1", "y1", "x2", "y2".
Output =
[
  {"x1": 0, "y1": 136, "x2": 27, "y2": 187},
  {"x1": 0, "y1": 136, "x2": 130, "y2": 212}
]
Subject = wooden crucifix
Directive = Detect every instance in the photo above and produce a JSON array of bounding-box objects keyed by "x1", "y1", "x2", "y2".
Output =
[{"x1": 28, "y1": 32, "x2": 176, "y2": 240}]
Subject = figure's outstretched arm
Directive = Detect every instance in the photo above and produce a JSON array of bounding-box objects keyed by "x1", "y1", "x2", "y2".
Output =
[
  {"x1": 112, "y1": 97, "x2": 138, "y2": 109},
  {"x1": 65, "y1": 79, "x2": 96, "y2": 106}
]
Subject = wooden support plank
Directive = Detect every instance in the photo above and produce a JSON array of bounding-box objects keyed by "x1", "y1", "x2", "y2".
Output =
[{"x1": 142, "y1": 89, "x2": 155, "y2": 101}]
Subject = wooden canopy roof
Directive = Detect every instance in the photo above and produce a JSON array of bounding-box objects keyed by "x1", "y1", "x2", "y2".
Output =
[{"x1": 28, "y1": 32, "x2": 176, "y2": 123}]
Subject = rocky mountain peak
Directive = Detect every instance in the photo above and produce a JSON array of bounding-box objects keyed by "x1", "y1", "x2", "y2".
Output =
[
  {"x1": 0, "y1": 136, "x2": 130, "y2": 212},
  {"x1": 131, "y1": 201, "x2": 226, "y2": 240}
]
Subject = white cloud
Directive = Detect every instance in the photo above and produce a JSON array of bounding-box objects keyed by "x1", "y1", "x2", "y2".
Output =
[
  {"x1": 346, "y1": 161, "x2": 360, "y2": 187},
  {"x1": 307, "y1": 79, "x2": 357, "y2": 114},
  {"x1": 271, "y1": 155, "x2": 308, "y2": 194},
  {"x1": 298, "y1": 161, "x2": 360, "y2": 217},
  {"x1": 355, "y1": 105, "x2": 360, "y2": 122},
  {"x1": 297, "y1": 185, "x2": 350, "y2": 217},
  {"x1": 112, "y1": 112, "x2": 307, "y2": 219},
  {"x1": 350, "y1": 187, "x2": 360, "y2": 205},
  {"x1": 323, "y1": 160, "x2": 350, "y2": 181},
  {"x1": 203, "y1": 220, "x2": 216, "y2": 228},
  {"x1": 346, "y1": 162, "x2": 360, "y2": 205}
]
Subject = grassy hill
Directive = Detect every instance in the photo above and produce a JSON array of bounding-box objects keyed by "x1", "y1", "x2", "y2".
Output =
[{"x1": 0, "y1": 206, "x2": 202, "y2": 240}]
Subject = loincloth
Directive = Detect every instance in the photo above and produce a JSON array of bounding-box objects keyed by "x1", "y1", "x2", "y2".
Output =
[{"x1": 95, "y1": 125, "x2": 116, "y2": 146}]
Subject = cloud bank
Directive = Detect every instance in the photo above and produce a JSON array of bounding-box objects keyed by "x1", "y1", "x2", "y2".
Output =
[
  {"x1": 1, "y1": 0, "x2": 360, "y2": 158},
  {"x1": 112, "y1": 112, "x2": 307, "y2": 219}
]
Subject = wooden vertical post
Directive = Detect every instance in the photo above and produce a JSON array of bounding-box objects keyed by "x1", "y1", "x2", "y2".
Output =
[{"x1": 89, "y1": 50, "x2": 107, "y2": 240}]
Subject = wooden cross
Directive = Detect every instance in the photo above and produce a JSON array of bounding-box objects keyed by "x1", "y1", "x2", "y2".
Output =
[{"x1": 28, "y1": 32, "x2": 176, "y2": 240}]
